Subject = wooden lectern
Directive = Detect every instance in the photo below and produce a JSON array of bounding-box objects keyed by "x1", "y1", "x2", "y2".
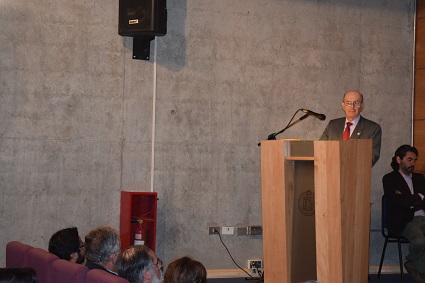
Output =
[{"x1": 260, "y1": 139, "x2": 372, "y2": 283}]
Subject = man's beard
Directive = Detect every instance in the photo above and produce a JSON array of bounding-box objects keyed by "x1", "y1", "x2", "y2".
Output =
[
  {"x1": 75, "y1": 251, "x2": 85, "y2": 264},
  {"x1": 401, "y1": 163, "x2": 415, "y2": 174}
]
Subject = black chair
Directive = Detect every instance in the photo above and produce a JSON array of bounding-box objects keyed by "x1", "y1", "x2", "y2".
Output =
[{"x1": 377, "y1": 195, "x2": 410, "y2": 282}]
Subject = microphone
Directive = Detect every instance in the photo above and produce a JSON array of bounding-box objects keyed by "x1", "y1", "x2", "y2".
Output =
[{"x1": 301, "y1": 109, "x2": 326, "y2": 120}]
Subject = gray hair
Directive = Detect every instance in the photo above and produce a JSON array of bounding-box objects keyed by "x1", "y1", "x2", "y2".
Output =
[
  {"x1": 117, "y1": 245, "x2": 155, "y2": 283},
  {"x1": 85, "y1": 226, "x2": 120, "y2": 263}
]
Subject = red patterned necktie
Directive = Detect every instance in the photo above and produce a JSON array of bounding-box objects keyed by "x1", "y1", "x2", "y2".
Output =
[{"x1": 342, "y1": 122, "x2": 352, "y2": 140}]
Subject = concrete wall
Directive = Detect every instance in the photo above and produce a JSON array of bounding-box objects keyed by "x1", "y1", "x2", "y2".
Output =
[{"x1": 0, "y1": 0, "x2": 415, "y2": 273}]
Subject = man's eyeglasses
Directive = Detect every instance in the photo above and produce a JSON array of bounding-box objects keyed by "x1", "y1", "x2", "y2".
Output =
[
  {"x1": 79, "y1": 243, "x2": 86, "y2": 249},
  {"x1": 343, "y1": 101, "x2": 362, "y2": 107},
  {"x1": 154, "y1": 258, "x2": 163, "y2": 269}
]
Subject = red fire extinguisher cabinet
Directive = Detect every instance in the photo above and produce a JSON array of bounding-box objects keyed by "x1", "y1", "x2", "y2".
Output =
[{"x1": 120, "y1": 191, "x2": 158, "y2": 251}]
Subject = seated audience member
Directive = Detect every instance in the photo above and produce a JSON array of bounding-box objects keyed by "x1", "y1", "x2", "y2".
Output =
[
  {"x1": 116, "y1": 245, "x2": 163, "y2": 283},
  {"x1": 84, "y1": 226, "x2": 121, "y2": 275},
  {"x1": 0, "y1": 267, "x2": 36, "y2": 283},
  {"x1": 48, "y1": 227, "x2": 85, "y2": 264},
  {"x1": 383, "y1": 145, "x2": 425, "y2": 282},
  {"x1": 163, "y1": 256, "x2": 206, "y2": 283}
]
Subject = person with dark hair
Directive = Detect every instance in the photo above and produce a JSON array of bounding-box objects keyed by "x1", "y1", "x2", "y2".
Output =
[
  {"x1": 163, "y1": 256, "x2": 206, "y2": 283},
  {"x1": 116, "y1": 245, "x2": 162, "y2": 283},
  {"x1": 48, "y1": 227, "x2": 85, "y2": 264},
  {"x1": 84, "y1": 226, "x2": 121, "y2": 275},
  {"x1": 383, "y1": 144, "x2": 425, "y2": 282},
  {"x1": 320, "y1": 90, "x2": 382, "y2": 166},
  {"x1": 0, "y1": 268, "x2": 36, "y2": 283}
]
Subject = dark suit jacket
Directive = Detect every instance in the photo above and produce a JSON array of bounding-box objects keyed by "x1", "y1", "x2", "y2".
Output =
[
  {"x1": 382, "y1": 170, "x2": 425, "y2": 236},
  {"x1": 85, "y1": 260, "x2": 117, "y2": 276},
  {"x1": 320, "y1": 115, "x2": 382, "y2": 166}
]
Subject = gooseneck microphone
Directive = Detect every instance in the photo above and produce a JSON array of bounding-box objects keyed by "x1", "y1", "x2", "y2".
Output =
[
  {"x1": 258, "y1": 108, "x2": 326, "y2": 146},
  {"x1": 301, "y1": 109, "x2": 326, "y2": 120}
]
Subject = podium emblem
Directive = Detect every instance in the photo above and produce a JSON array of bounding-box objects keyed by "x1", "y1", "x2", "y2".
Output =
[{"x1": 298, "y1": 189, "x2": 315, "y2": 216}]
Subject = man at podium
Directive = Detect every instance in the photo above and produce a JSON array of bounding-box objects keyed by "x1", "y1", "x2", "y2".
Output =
[{"x1": 320, "y1": 90, "x2": 382, "y2": 166}]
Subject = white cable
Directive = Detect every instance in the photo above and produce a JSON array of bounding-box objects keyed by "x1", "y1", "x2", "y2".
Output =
[{"x1": 150, "y1": 37, "x2": 158, "y2": 192}]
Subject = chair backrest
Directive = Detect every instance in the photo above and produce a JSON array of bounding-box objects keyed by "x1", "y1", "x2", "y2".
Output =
[
  {"x1": 86, "y1": 269, "x2": 129, "y2": 283},
  {"x1": 381, "y1": 194, "x2": 388, "y2": 238},
  {"x1": 50, "y1": 259, "x2": 89, "y2": 283},
  {"x1": 6, "y1": 241, "x2": 34, "y2": 268},
  {"x1": 27, "y1": 248, "x2": 58, "y2": 283},
  {"x1": 381, "y1": 194, "x2": 410, "y2": 241}
]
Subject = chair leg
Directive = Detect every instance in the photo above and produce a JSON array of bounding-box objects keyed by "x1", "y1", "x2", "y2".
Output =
[
  {"x1": 398, "y1": 240, "x2": 404, "y2": 283},
  {"x1": 378, "y1": 238, "x2": 389, "y2": 278}
]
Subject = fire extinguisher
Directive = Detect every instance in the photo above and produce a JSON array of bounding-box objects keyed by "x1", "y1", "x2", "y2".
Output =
[{"x1": 134, "y1": 219, "x2": 145, "y2": 245}]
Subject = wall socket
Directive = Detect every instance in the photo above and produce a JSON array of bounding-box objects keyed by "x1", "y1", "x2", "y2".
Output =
[
  {"x1": 236, "y1": 226, "x2": 263, "y2": 235},
  {"x1": 248, "y1": 225, "x2": 262, "y2": 235},
  {"x1": 208, "y1": 227, "x2": 220, "y2": 235},
  {"x1": 221, "y1": 226, "x2": 234, "y2": 235},
  {"x1": 248, "y1": 260, "x2": 263, "y2": 273}
]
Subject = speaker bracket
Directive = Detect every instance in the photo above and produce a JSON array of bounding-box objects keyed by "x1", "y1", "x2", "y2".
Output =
[{"x1": 132, "y1": 37, "x2": 154, "y2": 60}]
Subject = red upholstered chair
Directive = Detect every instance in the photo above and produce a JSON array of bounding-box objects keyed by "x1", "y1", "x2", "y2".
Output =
[
  {"x1": 50, "y1": 259, "x2": 89, "y2": 283},
  {"x1": 6, "y1": 241, "x2": 34, "y2": 268},
  {"x1": 26, "y1": 248, "x2": 58, "y2": 283},
  {"x1": 86, "y1": 269, "x2": 129, "y2": 283}
]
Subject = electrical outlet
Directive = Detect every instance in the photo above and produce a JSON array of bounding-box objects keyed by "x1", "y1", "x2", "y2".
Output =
[
  {"x1": 248, "y1": 225, "x2": 262, "y2": 235},
  {"x1": 208, "y1": 227, "x2": 220, "y2": 235},
  {"x1": 236, "y1": 227, "x2": 248, "y2": 235},
  {"x1": 248, "y1": 260, "x2": 262, "y2": 273},
  {"x1": 221, "y1": 226, "x2": 234, "y2": 235},
  {"x1": 236, "y1": 226, "x2": 263, "y2": 236}
]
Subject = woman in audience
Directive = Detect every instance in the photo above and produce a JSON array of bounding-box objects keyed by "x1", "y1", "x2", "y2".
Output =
[{"x1": 163, "y1": 256, "x2": 206, "y2": 283}]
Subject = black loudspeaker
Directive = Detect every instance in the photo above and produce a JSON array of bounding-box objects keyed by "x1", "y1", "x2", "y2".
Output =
[{"x1": 118, "y1": 0, "x2": 167, "y2": 37}]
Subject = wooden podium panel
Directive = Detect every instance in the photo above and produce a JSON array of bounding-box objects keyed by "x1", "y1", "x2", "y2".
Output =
[
  {"x1": 261, "y1": 139, "x2": 372, "y2": 283},
  {"x1": 261, "y1": 140, "x2": 316, "y2": 282},
  {"x1": 314, "y1": 140, "x2": 371, "y2": 283},
  {"x1": 261, "y1": 139, "x2": 290, "y2": 283}
]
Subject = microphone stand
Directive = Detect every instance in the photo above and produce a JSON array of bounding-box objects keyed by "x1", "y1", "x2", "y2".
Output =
[{"x1": 258, "y1": 110, "x2": 309, "y2": 146}]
